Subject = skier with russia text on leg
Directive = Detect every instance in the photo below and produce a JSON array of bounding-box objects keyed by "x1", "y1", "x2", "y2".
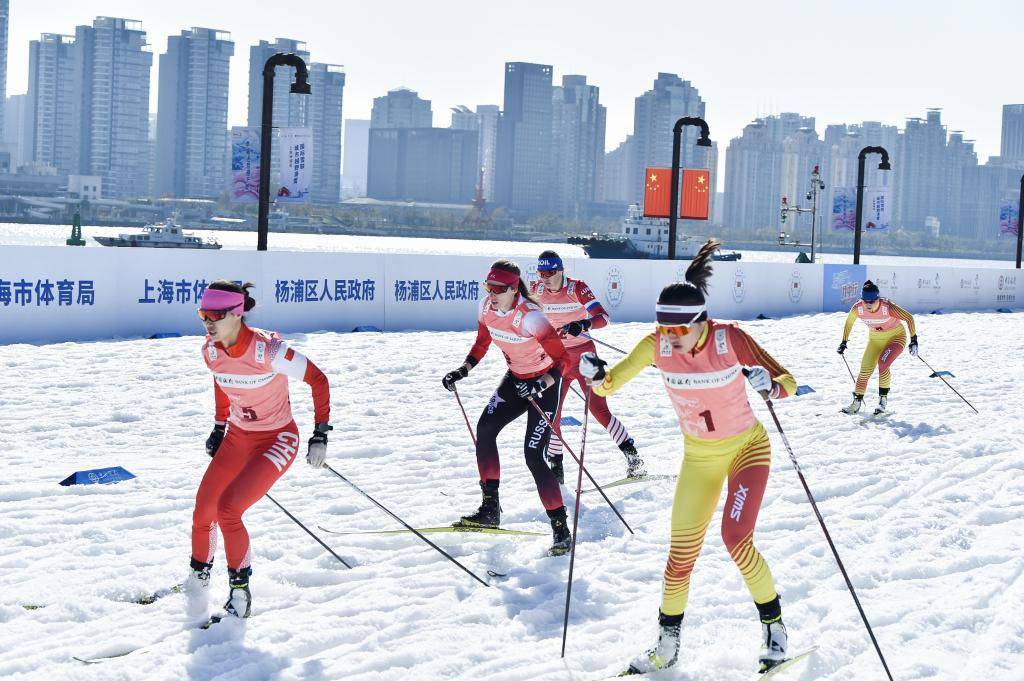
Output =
[
  {"x1": 837, "y1": 280, "x2": 918, "y2": 416},
  {"x1": 578, "y1": 241, "x2": 797, "y2": 674},
  {"x1": 186, "y1": 281, "x2": 333, "y2": 623},
  {"x1": 441, "y1": 259, "x2": 574, "y2": 556},
  {"x1": 529, "y1": 250, "x2": 646, "y2": 483}
]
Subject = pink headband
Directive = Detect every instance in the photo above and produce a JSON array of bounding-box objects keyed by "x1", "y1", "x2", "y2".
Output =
[
  {"x1": 200, "y1": 289, "x2": 246, "y2": 314},
  {"x1": 485, "y1": 268, "x2": 520, "y2": 287}
]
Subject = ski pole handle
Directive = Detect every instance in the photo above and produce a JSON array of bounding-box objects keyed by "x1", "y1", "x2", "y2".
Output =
[{"x1": 741, "y1": 367, "x2": 771, "y2": 400}]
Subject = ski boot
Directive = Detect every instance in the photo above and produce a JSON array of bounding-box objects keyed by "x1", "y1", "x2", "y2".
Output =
[
  {"x1": 873, "y1": 395, "x2": 888, "y2": 416},
  {"x1": 620, "y1": 439, "x2": 646, "y2": 478},
  {"x1": 626, "y1": 612, "x2": 682, "y2": 674},
  {"x1": 453, "y1": 480, "x2": 500, "y2": 528},
  {"x1": 757, "y1": 596, "x2": 787, "y2": 672},
  {"x1": 841, "y1": 393, "x2": 864, "y2": 414},
  {"x1": 223, "y1": 567, "x2": 251, "y2": 619},
  {"x1": 184, "y1": 558, "x2": 212, "y2": 619},
  {"x1": 546, "y1": 506, "x2": 572, "y2": 556},
  {"x1": 547, "y1": 455, "x2": 565, "y2": 485}
]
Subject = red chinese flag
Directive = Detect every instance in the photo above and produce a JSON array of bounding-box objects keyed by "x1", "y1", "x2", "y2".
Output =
[
  {"x1": 679, "y1": 169, "x2": 710, "y2": 220},
  {"x1": 643, "y1": 167, "x2": 672, "y2": 218}
]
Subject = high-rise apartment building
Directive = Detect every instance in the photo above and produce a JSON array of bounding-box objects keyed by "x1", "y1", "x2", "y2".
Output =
[
  {"x1": 496, "y1": 61, "x2": 553, "y2": 214},
  {"x1": 371, "y1": 88, "x2": 432, "y2": 129},
  {"x1": 27, "y1": 33, "x2": 77, "y2": 175},
  {"x1": 155, "y1": 27, "x2": 234, "y2": 199},
  {"x1": 367, "y1": 127, "x2": 477, "y2": 204},
  {"x1": 1000, "y1": 104, "x2": 1024, "y2": 164},
  {"x1": 551, "y1": 75, "x2": 606, "y2": 217},
  {"x1": 307, "y1": 63, "x2": 345, "y2": 205}
]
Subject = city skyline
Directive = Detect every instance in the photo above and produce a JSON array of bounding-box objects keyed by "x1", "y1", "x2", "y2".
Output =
[{"x1": 6, "y1": 0, "x2": 1023, "y2": 194}]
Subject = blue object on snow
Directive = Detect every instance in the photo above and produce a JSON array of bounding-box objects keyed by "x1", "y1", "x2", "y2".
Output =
[
  {"x1": 756, "y1": 313, "x2": 771, "y2": 320},
  {"x1": 560, "y1": 416, "x2": 583, "y2": 427},
  {"x1": 930, "y1": 309, "x2": 944, "y2": 315},
  {"x1": 59, "y1": 466, "x2": 136, "y2": 486},
  {"x1": 929, "y1": 370, "x2": 955, "y2": 379},
  {"x1": 149, "y1": 332, "x2": 181, "y2": 339},
  {"x1": 795, "y1": 385, "x2": 816, "y2": 396},
  {"x1": 352, "y1": 325, "x2": 383, "y2": 332},
  {"x1": 996, "y1": 308, "x2": 1013, "y2": 313}
]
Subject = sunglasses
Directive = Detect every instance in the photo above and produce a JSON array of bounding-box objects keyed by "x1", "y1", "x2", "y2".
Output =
[
  {"x1": 198, "y1": 308, "x2": 236, "y2": 322},
  {"x1": 658, "y1": 324, "x2": 698, "y2": 337},
  {"x1": 537, "y1": 269, "x2": 559, "y2": 277},
  {"x1": 484, "y1": 282, "x2": 514, "y2": 294}
]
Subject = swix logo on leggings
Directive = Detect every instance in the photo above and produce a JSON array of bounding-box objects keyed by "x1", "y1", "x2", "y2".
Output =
[
  {"x1": 527, "y1": 412, "x2": 552, "y2": 450},
  {"x1": 730, "y1": 484, "x2": 749, "y2": 522},
  {"x1": 262, "y1": 432, "x2": 300, "y2": 472}
]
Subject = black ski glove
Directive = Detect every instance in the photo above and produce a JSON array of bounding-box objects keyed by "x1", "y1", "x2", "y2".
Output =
[
  {"x1": 579, "y1": 352, "x2": 608, "y2": 381},
  {"x1": 205, "y1": 424, "x2": 226, "y2": 458},
  {"x1": 560, "y1": 318, "x2": 592, "y2": 337},
  {"x1": 442, "y1": 366, "x2": 469, "y2": 392},
  {"x1": 515, "y1": 378, "x2": 548, "y2": 399},
  {"x1": 909, "y1": 335, "x2": 919, "y2": 357},
  {"x1": 837, "y1": 340, "x2": 848, "y2": 355}
]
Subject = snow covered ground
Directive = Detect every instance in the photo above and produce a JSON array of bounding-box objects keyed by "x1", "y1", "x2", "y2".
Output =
[{"x1": 0, "y1": 311, "x2": 1021, "y2": 680}]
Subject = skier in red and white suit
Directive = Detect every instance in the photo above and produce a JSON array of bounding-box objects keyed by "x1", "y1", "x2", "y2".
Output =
[
  {"x1": 185, "y1": 280, "x2": 332, "y2": 622},
  {"x1": 529, "y1": 251, "x2": 646, "y2": 481}
]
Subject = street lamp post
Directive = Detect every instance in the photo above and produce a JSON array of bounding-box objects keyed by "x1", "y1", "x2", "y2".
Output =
[
  {"x1": 1016, "y1": 173, "x2": 1023, "y2": 269},
  {"x1": 667, "y1": 117, "x2": 712, "y2": 260},
  {"x1": 257, "y1": 53, "x2": 311, "y2": 252},
  {"x1": 853, "y1": 146, "x2": 891, "y2": 265}
]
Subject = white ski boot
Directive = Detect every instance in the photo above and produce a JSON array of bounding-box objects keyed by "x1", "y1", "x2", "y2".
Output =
[
  {"x1": 873, "y1": 395, "x2": 888, "y2": 415},
  {"x1": 223, "y1": 567, "x2": 251, "y2": 619},
  {"x1": 758, "y1": 619, "x2": 789, "y2": 672},
  {"x1": 626, "y1": 615, "x2": 681, "y2": 673},
  {"x1": 183, "y1": 559, "x2": 211, "y2": 620},
  {"x1": 841, "y1": 394, "x2": 864, "y2": 414}
]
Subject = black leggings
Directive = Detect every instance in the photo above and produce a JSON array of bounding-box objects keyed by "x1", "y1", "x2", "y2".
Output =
[{"x1": 475, "y1": 370, "x2": 565, "y2": 511}]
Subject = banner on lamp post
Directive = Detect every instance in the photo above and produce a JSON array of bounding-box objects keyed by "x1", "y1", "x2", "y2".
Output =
[
  {"x1": 230, "y1": 127, "x2": 260, "y2": 203},
  {"x1": 276, "y1": 127, "x2": 312, "y2": 204},
  {"x1": 643, "y1": 167, "x2": 672, "y2": 218},
  {"x1": 831, "y1": 187, "x2": 856, "y2": 232},
  {"x1": 679, "y1": 169, "x2": 710, "y2": 220},
  {"x1": 864, "y1": 186, "x2": 890, "y2": 232},
  {"x1": 999, "y1": 199, "x2": 1019, "y2": 236}
]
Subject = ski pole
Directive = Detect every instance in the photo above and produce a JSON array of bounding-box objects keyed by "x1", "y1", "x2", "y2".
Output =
[
  {"x1": 744, "y1": 369, "x2": 894, "y2": 681},
  {"x1": 264, "y1": 493, "x2": 353, "y2": 569},
  {"x1": 580, "y1": 332, "x2": 629, "y2": 356},
  {"x1": 451, "y1": 385, "x2": 477, "y2": 447},
  {"x1": 323, "y1": 464, "x2": 491, "y2": 588},
  {"x1": 526, "y1": 397, "x2": 633, "y2": 535},
  {"x1": 561, "y1": 383, "x2": 592, "y2": 658},
  {"x1": 841, "y1": 352, "x2": 856, "y2": 384},
  {"x1": 917, "y1": 355, "x2": 978, "y2": 414}
]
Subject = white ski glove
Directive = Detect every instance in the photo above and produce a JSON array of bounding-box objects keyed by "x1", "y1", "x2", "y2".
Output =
[
  {"x1": 307, "y1": 423, "x2": 331, "y2": 468},
  {"x1": 579, "y1": 352, "x2": 607, "y2": 381},
  {"x1": 745, "y1": 366, "x2": 773, "y2": 394}
]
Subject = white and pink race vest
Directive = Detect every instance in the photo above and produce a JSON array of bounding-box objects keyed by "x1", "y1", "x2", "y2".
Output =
[
  {"x1": 852, "y1": 299, "x2": 901, "y2": 333},
  {"x1": 654, "y1": 322, "x2": 756, "y2": 440},
  {"x1": 530, "y1": 277, "x2": 602, "y2": 349},
  {"x1": 203, "y1": 327, "x2": 294, "y2": 431},
  {"x1": 480, "y1": 297, "x2": 555, "y2": 378}
]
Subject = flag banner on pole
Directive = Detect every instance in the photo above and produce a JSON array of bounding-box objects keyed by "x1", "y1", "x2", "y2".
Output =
[
  {"x1": 679, "y1": 169, "x2": 710, "y2": 220},
  {"x1": 230, "y1": 127, "x2": 260, "y2": 203},
  {"x1": 999, "y1": 199, "x2": 1019, "y2": 236},
  {"x1": 864, "y1": 186, "x2": 890, "y2": 232},
  {"x1": 831, "y1": 187, "x2": 856, "y2": 231},
  {"x1": 277, "y1": 127, "x2": 312, "y2": 204},
  {"x1": 643, "y1": 167, "x2": 672, "y2": 218}
]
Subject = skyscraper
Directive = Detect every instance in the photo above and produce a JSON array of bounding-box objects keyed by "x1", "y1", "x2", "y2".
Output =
[
  {"x1": 630, "y1": 73, "x2": 708, "y2": 206},
  {"x1": 342, "y1": 118, "x2": 370, "y2": 197},
  {"x1": 155, "y1": 27, "x2": 234, "y2": 199},
  {"x1": 74, "y1": 17, "x2": 153, "y2": 199},
  {"x1": 247, "y1": 38, "x2": 309, "y2": 129},
  {"x1": 307, "y1": 63, "x2": 345, "y2": 205},
  {"x1": 496, "y1": 61, "x2": 553, "y2": 214},
  {"x1": 895, "y1": 109, "x2": 949, "y2": 231},
  {"x1": 0, "y1": 0, "x2": 9, "y2": 142},
  {"x1": 27, "y1": 33, "x2": 77, "y2": 175},
  {"x1": 367, "y1": 127, "x2": 477, "y2": 203},
  {"x1": 551, "y1": 75, "x2": 606, "y2": 218},
  {"x1": 450, "y1": 104, "x2": 499, "y2": 201},
  {"x1": 1000, "y1": 104, "x2": 1024, "y2": 164},
  {"x1": 2, "y1": 93, "x2": 29, "y2": 169},
  {"x1": 371, "y1": 88, "x2": 432, "y2": 129},
  {"x1": 603, "y1": 135, "x2": 634, "y2": 204}
]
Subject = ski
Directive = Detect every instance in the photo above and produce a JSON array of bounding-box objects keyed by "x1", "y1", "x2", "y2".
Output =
[
  {"x1": 201, "y1": 614, "x2": 225, "y2": 629},
  {"x1": 73, "y1": 647, "x2": 153, "y2": 665},
  {"x1": 861, "y1": 410, "x2": 895, "y2": 422},
  {"x1": 130, "y1": 584, "x2": 183, "y2": 605},
  {"x1": 754, "y1": 646, "x2": 817, "y2": 678},
  {"x1": 581, "y1": 474, "x2": 675, "y2": 493},
  {"x1": 316, "y1": 524, "x2": 545, "y2": 537}
]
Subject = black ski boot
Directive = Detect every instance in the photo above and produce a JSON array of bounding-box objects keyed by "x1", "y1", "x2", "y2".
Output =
[
  {"x1": 547, "y1": 455, "x2": 565, "y2": 484},
  {"x1": 223, "y1": 567, "x2": 251, "y2": 619},
  {"x1": 453, "y1": 480, "x2": 500, "y2": 528},
  {"x1": 546, "y1": 506, "x2": 572, "y2": 556},
  {"x1": 620, "y1": 439, "x2": 646, "y2": 478}
]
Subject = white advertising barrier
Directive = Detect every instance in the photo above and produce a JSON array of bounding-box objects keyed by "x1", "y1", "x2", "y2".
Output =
[{"x1": 0, "y1": 246, "x2": 1021, "y2": 345}]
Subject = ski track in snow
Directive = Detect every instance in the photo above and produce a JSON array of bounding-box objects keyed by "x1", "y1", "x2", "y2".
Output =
[{"x1": 0, "y1": 311, "x2": 1021, "y2": 680}]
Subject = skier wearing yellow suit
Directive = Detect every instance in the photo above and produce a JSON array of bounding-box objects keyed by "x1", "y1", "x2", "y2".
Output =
[{"x1": 579, "y1": 240, "x2": 797, "y2": 675}]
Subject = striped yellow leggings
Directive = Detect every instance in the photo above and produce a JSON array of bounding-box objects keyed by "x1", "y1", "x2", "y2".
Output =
[
  {"x1": 855, "y1": 327, "x2": 906, "y2": 395},
  {"x1": 661, "y1": 421, "x2": 778, "y2": 616}
]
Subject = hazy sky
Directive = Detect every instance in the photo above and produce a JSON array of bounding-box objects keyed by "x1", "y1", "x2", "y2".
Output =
[{"x1": 8, "y1": 0, "x2": 1023, "y2": 183}]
